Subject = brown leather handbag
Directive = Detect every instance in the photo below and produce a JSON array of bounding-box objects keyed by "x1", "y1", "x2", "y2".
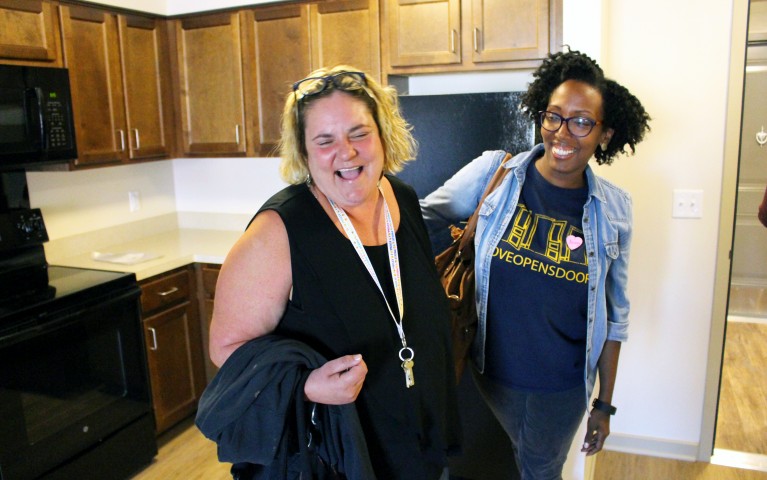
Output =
[{"x1": 435, "y1": 153, "x2": 512, "y2": 383}]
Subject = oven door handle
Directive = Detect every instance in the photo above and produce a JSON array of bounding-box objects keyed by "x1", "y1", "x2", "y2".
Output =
[{"x1": 0, "y1": 287, "x2": 140, "y2": 348}]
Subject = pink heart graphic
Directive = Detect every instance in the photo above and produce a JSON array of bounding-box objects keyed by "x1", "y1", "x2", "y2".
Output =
[{"x1": 566, "y1": 235, "x2": 583, "y2": 250}]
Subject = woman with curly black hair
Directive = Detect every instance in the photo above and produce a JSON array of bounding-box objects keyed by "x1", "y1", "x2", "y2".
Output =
[{"x1": 421, "y1": 48, "x2": 650, "y2": 479}]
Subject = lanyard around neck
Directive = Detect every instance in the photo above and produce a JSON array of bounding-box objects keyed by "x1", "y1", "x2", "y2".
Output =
[{"x1": 326, "y1": 187, "x2": 411, "y2": 356}]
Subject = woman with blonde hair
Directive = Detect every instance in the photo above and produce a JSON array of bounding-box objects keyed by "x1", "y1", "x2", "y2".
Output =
[{"x1": 200, "y1": 65, "x2": 460, "y2": 479}]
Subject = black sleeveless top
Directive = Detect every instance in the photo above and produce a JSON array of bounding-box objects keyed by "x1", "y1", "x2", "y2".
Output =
[{"x1": 258, "y1": 175, "x2": 460, "y2": 479}]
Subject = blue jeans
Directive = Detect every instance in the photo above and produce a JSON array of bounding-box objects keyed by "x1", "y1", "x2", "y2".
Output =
[{"x1": 473, "y1": 371, "x2": 586, "y2": 480}]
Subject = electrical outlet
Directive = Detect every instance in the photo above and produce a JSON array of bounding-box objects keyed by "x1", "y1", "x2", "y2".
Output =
[
  {"x1": 672, "y1": 189, "x2": 703, "y2": 219},
  {"x1": 128, "y1": 191, "x2": 141, "y2": 212}
]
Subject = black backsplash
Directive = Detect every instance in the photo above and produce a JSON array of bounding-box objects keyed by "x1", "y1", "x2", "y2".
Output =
[{"x1": 396, "y1": 92, "x2": 535, "y2": 199}]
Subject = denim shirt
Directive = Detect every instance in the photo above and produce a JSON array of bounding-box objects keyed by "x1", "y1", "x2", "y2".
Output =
[{"x1": 420, "y1": 145, "x2": 632, "y2": 403}]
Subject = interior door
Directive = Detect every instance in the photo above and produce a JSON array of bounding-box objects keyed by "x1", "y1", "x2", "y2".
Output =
[{"x1": 715, "y1": 43, "x2": 767, "y2": 458}]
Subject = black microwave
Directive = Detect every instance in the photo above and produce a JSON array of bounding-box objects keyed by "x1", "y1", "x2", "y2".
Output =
[{"x1": 0, "y1": 65, "x2": 77, "y2": 170}]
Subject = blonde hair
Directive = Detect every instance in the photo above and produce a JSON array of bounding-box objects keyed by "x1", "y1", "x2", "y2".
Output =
[{"x1": 278, "y1": 65, "x2": 417, "y2": 185}]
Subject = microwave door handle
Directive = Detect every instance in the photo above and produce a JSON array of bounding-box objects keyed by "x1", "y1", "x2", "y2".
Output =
[{"x1": 26, "y1": 87, "x2": 45, "y2": 148}]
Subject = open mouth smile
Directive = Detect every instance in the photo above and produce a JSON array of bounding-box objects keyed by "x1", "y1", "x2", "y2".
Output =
[
  {"x1": 336, "y1": 166, "x2": 363, "y2": 180},
  {"x1": 551, "y1": 144, "x2": 576, "y2": 158}
]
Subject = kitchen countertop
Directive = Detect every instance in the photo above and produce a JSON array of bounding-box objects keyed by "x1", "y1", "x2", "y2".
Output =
[{"x1": 43, "y1": 213, "x2": 245, "y2": 281}]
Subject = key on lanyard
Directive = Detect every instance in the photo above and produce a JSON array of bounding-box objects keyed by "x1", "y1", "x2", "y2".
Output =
[{"x1": 402, "y1": 359, "x2": 415, "y2": 388}]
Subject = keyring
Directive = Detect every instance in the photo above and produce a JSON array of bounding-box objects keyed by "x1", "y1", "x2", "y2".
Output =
[{"x1": 399, "y1": 347, "x2": 414, "y2": 362}]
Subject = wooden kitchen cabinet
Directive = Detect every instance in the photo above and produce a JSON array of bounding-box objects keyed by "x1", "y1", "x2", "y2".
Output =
[
  {"x1": 59, "y1": 5, "x2": 126, "y2": 167},
  {"x1": 384, "y1": 0, "x2": 461, "y2": 68},
  {"x1": 0, "y1": 0, "x2": 62, "y2": 66},
  {"x1": 196, "y1": 263, "x2": 221, "y2": 381},
  {"x1": 117, "y1": 14, "x2": 175, "y2": 161},
  {"x1": 174, "y1": 12, "x2": 251, "y2": 156},
  {"x1": 470, "y1": 0, "x2": 552, "y2": 64},
  {"x1": 248, "y1": 0, "x2": 380, "y2": 156},
  {"x1": 310, "y1": 0, "x2": 381, "y2": 84},
  {"x1": 249, "y1": 4, "x2": 310, "y2": 155},
  {"x1": 140, "y1": 266, "x2": 207, "y2": 434},
  {"x1": 383, "y1": 0, "x2": 561, "y2": 74},
  {"x1": 60, "y1": 5, "x2": 173, "y2": 167}
]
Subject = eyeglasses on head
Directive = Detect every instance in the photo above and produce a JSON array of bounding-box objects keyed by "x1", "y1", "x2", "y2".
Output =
[{"x1": 292, "y1": 71, "x2": 367, "y2": 103}]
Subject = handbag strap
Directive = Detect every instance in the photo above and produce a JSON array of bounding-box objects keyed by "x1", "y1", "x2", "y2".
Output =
[{"x1": 458, "y1": 152, "x2": 513, "y2": 252}]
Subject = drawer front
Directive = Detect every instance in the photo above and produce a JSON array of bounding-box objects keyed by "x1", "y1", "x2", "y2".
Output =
[{"x1": 140, "y1": 269, "x2": 190, "y2": 314}]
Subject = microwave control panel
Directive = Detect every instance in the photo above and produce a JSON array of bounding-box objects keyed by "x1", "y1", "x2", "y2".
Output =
[{"x1": 43, "y1": 93, "x2": 73, "y2": 151}]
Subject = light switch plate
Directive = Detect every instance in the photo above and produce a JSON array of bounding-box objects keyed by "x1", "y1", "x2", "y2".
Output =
[{"x1": 672, "y1": 189, "x2": 703, "y2": 218}]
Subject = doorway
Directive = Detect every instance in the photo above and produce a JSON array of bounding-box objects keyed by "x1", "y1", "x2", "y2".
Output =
[{"x1": 714, "y1": 21, "x2": 767, "y2": 468}]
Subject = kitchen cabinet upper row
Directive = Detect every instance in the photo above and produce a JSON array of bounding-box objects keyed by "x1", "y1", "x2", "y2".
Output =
[
  {"x1": 383, "y1": 0, "x2": 561, "y2": 73},
  {"x1": 0, "y1": 1, "x2": 174, "y2": 168},
  {"x1": 0, "y1": 0, "x2": 560, "y2": 163},
  {"x1": 173, "y1": 0, "x2": 380, "y2": 157}
]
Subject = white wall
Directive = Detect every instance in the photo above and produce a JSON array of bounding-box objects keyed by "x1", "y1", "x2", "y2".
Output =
[
  {"x1": 170, "y1": 156, "x2": 284, "y2": 214},
  {"x1": 594, "y1": 0, "x2": 740, "y2": 458},
  {"x1": 26, "y1": 161, "x2": 177, "y2": 238},
  {"x1": 23, "y1": 0, "x2": 749, "y2": 464}
]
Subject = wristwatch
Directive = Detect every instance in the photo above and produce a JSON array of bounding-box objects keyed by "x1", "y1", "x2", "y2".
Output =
[{"x1": 592, "y1": 398, "x2": 617, "y2": 415}]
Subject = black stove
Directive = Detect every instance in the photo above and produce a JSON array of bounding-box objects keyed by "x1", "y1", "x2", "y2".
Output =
[
  {"x1": 0, "y1": 178, "x2": 156, "y2": 479},
  {"x1": 0, "y1": 265, "x2": 137, "y2": 325}
]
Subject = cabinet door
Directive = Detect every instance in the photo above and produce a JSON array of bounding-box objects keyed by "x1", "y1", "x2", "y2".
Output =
[
  {"x1": 385, "y1": 0, "x2": 461, "y2": 67},
  {"x1": 470, "y1": 0, "x2": 549, "y2": 63},
  {"x1": 118, "y1": 15, "x2": 172, "y2": 160},
  {"x1": 176, "y1": 13, "x2": 247, "y2": 156},
  {"x1": 310, "y1": 0, "x2": 381, "y2": 81},
  {"x1": 0, "y1": 0, "x2": 61, "y2": 64},
  {"x1": 60, "y1": 5, "x2": 127, "y2": 167},
  {"x1": 252, "y1": 4, "x2": 311, "y2": 155},
  {"x1": 196, "y1": 263, "x2": 221, "y2": 382},
  {"x1": 144, "y1": 301, "x2": 205, "y2": 434}
]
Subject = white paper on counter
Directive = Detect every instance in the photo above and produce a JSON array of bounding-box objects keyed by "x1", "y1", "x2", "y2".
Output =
[{"x1": 91, "y1": 251, "x2": 162, "y2": 265}]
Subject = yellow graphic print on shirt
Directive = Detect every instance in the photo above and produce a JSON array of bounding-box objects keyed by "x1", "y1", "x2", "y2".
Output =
[{"x1": 493, "y1": 203, "x2": 589, "y2": 284}]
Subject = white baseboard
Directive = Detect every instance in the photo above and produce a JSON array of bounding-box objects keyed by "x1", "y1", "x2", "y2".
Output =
[
  {"x1": 711, "y1": 449, "x2": 767, "y2": 472},
  {"x1": 604, "y1": 433, "x2": 699, "y2": 461},
  {"x1": 602, "y1": 436, "x2": 767, "y2": 473}
]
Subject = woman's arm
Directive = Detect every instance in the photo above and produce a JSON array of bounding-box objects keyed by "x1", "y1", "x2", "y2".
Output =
[
  {"x1": 209, "y1": 208, "x2": 369, "y2": 405},
  {"x1": 582, "y1": 340, "x2": 621, "y2": 455},
  {"x1": 583, "y1": 187, "x2": 632, "y2": 455},
  {"x1": 209, "y1": 209, "x2": 292, "y2": 367},
  {"x1": 420, "y1": 150, "x2": 506, "y2": 252}
]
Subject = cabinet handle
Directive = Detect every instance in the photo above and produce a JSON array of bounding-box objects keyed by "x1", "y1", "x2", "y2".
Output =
[
  {"x1": 117, "y1": 129, "x2": 125, "y2": 151},
  {"x1": 148, "y1": 327, "x2": 158, "y2": 351},
  {"x1": 235, "y1": 124, "x2": 241, "y2": 144},
  {"x1": 451, "y1": 29, "x2": 457, "y2": 54},
  {"x1": 157, "y1": 286, "x2": 179, "y2": 297},
  {"x1": 474, "y1": 28, "x2": 480, "y2": 52},
  {"x1": 132, "y1": 128, "x2": 140, "y2": 150}
]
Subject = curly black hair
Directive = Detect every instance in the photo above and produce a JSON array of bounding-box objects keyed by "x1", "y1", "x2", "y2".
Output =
[{"x1": 520, "y1": 48, "x2": 651, "y2": 165}]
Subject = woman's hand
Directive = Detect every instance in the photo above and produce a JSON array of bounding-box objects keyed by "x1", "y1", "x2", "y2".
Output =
[
  {"x1": 304, "y1": 354, "x2": 368, "y2": 405},
  {"x1": 581, "y1": 410, "x2": 611, "y2": 456}
]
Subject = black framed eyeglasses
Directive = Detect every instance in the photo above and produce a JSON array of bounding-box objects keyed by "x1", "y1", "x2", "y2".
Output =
[
  {"x1": 292, "y1": 71, "x2": 367, "y2": 103},
  {"x1": 539, "y1": 111, "x2": 602, "y2": 138}
]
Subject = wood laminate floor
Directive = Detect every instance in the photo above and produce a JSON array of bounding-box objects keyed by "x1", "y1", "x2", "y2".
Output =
[
  {"x1": 129, "y1": 417, "x2": 231, "y2": 480},
  {"x1": 130, "y1": 417, "x2": 766, "y2": 480},
  {"x1": 715, "y1": 321, "x2": 767, "y2": 454},
  {"x1": 593, "y1": 450, "x2": 767, "y2": 479}
]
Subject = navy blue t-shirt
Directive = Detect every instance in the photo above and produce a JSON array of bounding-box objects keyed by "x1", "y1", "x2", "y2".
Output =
[{"x1": 484, "y1": 160, "x2": 589, "y2": 392}]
